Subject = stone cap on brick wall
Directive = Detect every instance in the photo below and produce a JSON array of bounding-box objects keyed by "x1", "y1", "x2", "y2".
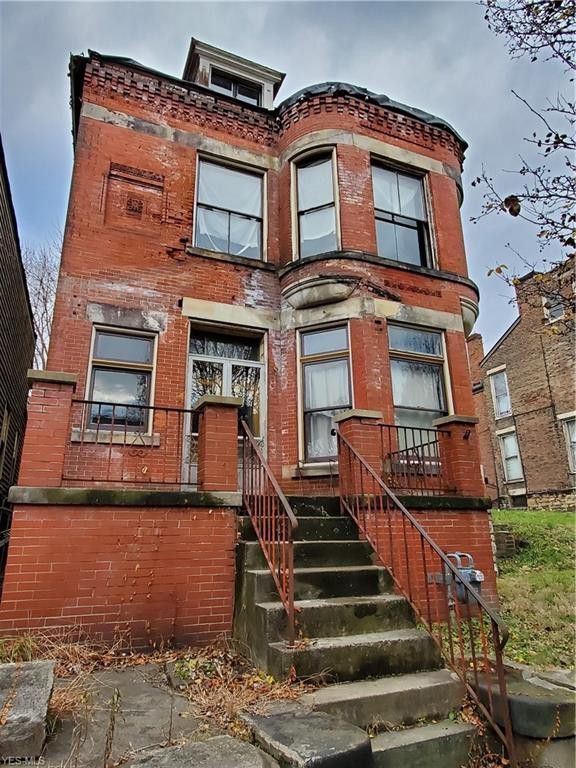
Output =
[
  {"x1": 27, "y1": 370, "x2": 77, "y2": 389},
  {"x1": 192, "y1": 395, "x2": 243, "y2": 411}
]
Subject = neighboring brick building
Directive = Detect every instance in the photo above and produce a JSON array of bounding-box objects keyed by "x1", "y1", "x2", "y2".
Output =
[
  {"x1": 0, "y1": 136, "x2": 36, "y2": 588},
  {"x1": 0, "y1": 40, "x2": 496, "y2": 646},
  {"x1": 468, "y1": 267, "x2": 575, "y2": 509}
]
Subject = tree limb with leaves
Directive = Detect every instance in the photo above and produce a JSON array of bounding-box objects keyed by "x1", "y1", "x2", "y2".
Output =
[{"x1": 474, "y1": 0, "x2": 576, "y2": 330}]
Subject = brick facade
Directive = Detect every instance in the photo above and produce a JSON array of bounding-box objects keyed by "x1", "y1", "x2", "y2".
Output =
[
  {"x1": 0, "y1": 137, "x2": 35, "y2": 588},
  {"x1": 468, "y1": 271, "x2": 575, "y2": 509},
  {"x1": 0, "y1": 43, "x2": 497, "y2": 644}
]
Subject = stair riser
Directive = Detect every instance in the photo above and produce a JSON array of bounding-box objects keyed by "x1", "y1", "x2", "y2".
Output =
[
  {"x1": 241, "y1": 541, "x2": 375, "y2": 569},
  {"x1": 372, "y1": 729, "x2": 473, "y2": 768},
  {"x1": 259, "y1": 599, "x2": 415, "y2": 643},
  {"x1": 268, "y1": 636, "x2": 442, "y2": 683},
  {"x1": 238, "y1": 516, "x2": 359, "y2": 542},
  {"x1": 307, "y1": 680, "x2": 464, "y2": 730},
  {"x1": 246, "y1": 568, "x2": 393, "y2": 603},
  {"x1": 287, "y1": 497, "x2": 342, "y2": 517}
]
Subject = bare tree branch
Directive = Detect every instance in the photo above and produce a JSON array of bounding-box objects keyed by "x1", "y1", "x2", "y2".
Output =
[{"x1": 21, "y1": 235, "x2": 61, "y2": 369}]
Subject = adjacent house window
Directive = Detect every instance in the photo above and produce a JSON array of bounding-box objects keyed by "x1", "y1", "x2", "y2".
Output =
[
  {"x1": 489, "y1": 369, "x2": 512, "y2": 418},
  {"x1": 195, "y1": 160, "x2": 263, "y2": 260},
  {"x1": 498, "y1": 431, "x2": 524, "y2": 482},
  {"x1": 388, "y1": 325, "x2": 447, "y2": 432},
  {"x1": 210, "y1": 69, "x2": 261, "y2": 106},
  {"x1": 543, "y1": 295, "x2": 565, "y2": 323},
  {"x1": 561, "y1": 417, "x2": 576, "y2": 473},
  {"x1": 296, "y1": 154, "x2": 338, "y2": 258},
  {"x1": 372, "y1": 165, "x2": 429, "y2": 266},
  {"x1": 88, "y1": 329, "x2": 156, "y2": 431},
  {"x1": 300, "y1": 326, "x2": 351, "y2": 461}
]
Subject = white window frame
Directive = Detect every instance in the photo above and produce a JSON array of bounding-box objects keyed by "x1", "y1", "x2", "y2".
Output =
[
  {"x1": 193, "y1": 154, "x2": 267, "y2": 262},
  {"x1": 488, "y1": 366, "x2": 512, "y2": 419},
  {"x1": 297, "y1": 321, "x2": 353, "y2": 463},
  {"x1": 209, "y1": 66, "x2": 262, "y2": 106},
  {"x1": 291, "y1": 147, "x2": 341, "y2": 261},
  {"x1": 558, "y1": 411, "x2": 576, "y2": 473},
  {"x1": 86, "y1": 326, "x2": 158, "y2": 435},
  {"x1": 497, "y1": 428, "x2": 524, "y2": 483}
]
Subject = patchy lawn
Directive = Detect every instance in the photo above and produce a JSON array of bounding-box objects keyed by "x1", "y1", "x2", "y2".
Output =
[{"x1": 493, "y1": 508, "x2": 575, "y2": 669}]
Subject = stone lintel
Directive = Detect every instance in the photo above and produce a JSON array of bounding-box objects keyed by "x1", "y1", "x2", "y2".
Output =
[{"x1": 8, "y1": 486, "x2": 241, "y2": 508}]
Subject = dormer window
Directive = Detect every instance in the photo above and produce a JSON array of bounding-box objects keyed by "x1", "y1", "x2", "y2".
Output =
[{"x1": 210, "y1": 68, "x2": 261, "y2": 106}]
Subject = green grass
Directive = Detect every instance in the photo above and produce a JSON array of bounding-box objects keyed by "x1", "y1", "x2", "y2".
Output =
[{"x1": 492, "y1": 508, "x2": 575, "y2": 669}]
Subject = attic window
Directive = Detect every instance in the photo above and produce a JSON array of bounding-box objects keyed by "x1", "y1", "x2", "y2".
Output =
[{"x1": 210, "y1": 68, "x2": 261, "y2": 106}]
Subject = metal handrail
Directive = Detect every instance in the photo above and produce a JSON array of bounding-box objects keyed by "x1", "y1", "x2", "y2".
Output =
[
  {"x1": 240, "y1": 420, "x2": 298, "y2": 643},
  {"x1": 337, "y1": 428, "x2": 516, "y2": 765}
]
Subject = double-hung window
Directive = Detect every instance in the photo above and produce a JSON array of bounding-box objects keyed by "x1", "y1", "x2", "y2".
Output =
[
  {"x1": 296, "y1": 154, "x2": 338, "y2": 258},
  {"x1": 489, "y1": 369, "x2": 512, "y2": 418},
  {"x1": 388, "y1": 325, "x2": 447, "y2": 433},
  {"x1": 210, "y1": 69, "x2": 262, "y2": 106},
  {"x1": 560, "y1": 417, "x2": 576, "y2": 473},
  {"x1": 498, "y1": 431, "x2": 523, "y2": 482},
  {"x1": 301, "y1": 326, "x2": 351, "y2": 461},
  {"x1": 372, "y1": 165, "x2": 429, "y2": 266},
  {"x1": 88, "y1": 329, "x2": 156, "y2": 431},
  {"x1": 543, "y1": 295, "x2": 565, "y2": 323},
  {"x1": 195, "y1": 160, "x2": 263, "y2": 260}
]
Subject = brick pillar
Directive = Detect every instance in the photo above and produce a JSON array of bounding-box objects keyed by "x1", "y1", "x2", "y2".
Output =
[
  {"x1": 433, "y1": 415, "x2": 485, "y2": 497},
  {"x1": 17, "y1": 371, "x2": 77, "y2": 488},
  {"x1": 194, "y1": 395, "x2": 242, "y2": 492},
  {"x1": 333, "y1": 409, "x2": 383, "y2": 470}
]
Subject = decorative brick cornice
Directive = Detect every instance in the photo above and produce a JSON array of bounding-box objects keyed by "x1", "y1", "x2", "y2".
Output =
[{"x1": 79, "y1": 57, "x2": 464, "y2": 164}]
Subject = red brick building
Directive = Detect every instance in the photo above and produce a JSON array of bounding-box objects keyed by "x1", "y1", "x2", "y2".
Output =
[
  {"x1": 468, "y1": 268, "x2": 575, "y2": 509},
  {"x1": 0, "y1": 40, "x2": 497, "y2": 647}
]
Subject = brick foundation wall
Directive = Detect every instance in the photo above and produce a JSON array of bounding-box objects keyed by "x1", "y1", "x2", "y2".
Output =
[{"x1": 0, "y1": 505, "x2": 237, "y2": 648}]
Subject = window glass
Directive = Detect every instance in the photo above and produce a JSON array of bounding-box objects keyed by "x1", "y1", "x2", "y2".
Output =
[
  {"x1": 372, "y1": 166, "x2": 426, "y2": 220},
  {"x1": 198, "y1": 162, "x2": 262, "y2": 217},
  {"x1": 305, "y1": 410, "x2": 341, "y2": 460},
  {"x1": 302, "y1": 327, "x2": 348, "y2": 356},
  {"x1": 237, "y1": 82, "x2": 260, "y2": 106},
  {"x1": 195, "y1": 208, "x2": 229, "y2": 254},
  {"x1": 372, "y1": 167, "x2": 399, "y2": 214},
  {"x1": 232, "y1": 365, "x2": 261, "y2": 434},
  {"x1": 391, "y1": 359, "x2": 445, "y2": 412},
  {"x1": 395, "y1": 224, "x2": 421, "y2": 266},
  {"x1": 491, "y1": 371, "x2": 511, "y2": 417},
  {"x1": 229, "y1": 215, "x2": 261, "y2": 260},
  {"x1": 189, "y1": 332, "x2": 260, "y2": 361},
  {"x1": 500, "y1": 433, "x2": 523, "y2": 481},
  {"x1": 94, "y1": 332, "x2": 154, "y2": 364},
  {"x1": 89, "y1": 370, "x2": 150, "y2": 429},
  {"x1": 388, "y1": 326, "x2": 442, "y2": 356},
  {"x1": 398, "y1": 174, "x2": 425, "y2": 220},
  {"x1": 211, "y1": 71, "x2": 234, "y2": 95},
  {"x1": 304, "y1": 359, "x2": 350, "y2": 409},
  {"x1": 563, "y1": 418, "x2": 576, "y2": 472},
  {"x1": 297, "y1": 157, "x2": 334, "y2": 211},
  {"x1": 299, "y1": 207, "x2": 337, "y2": 258}
]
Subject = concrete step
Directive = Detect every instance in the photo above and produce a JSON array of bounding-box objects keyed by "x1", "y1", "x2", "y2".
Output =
[
  {"x1": 299, "y1": 669, "x2": 464, "y2": 730},
  {"x1": 241, "y1": 540, "x2": 375, "y2": 569},
  {"x1": 256, "y1": 595, "x2": 415, "y2": 643},
  {"x1": 238, "y1": 515, "x2": 359, "y2": 542},
  {"x1": 371, "y1": 719, "x2": 475, "y2": 768},
  {"x1": 287, "y1": 496, "x2": 342, "y2": 517},
  {"x1": 0, "y1": 661, "x2": 54, "y2": 760},
  {"x1": 245, "y1": 565, "x2": 393, "y2": 603},
  {"x1": 267, "y1": 629, "x2": 442, "y2": 682}
]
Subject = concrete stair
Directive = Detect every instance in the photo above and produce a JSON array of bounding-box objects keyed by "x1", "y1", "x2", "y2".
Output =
[{"x1": 234, "y1": 497, "x2": 475, "y2": 767}]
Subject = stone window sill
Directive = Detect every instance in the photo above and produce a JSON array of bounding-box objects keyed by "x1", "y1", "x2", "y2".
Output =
[
  {"x1": 70, "y1": 429, "x2": 161, "y2": 447},
  {"x1": 185, "y1": 246, "x2": 275, "y2": 271}
]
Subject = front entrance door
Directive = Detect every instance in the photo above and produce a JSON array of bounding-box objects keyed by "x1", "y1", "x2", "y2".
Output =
[{"x1": 183, "y1": 330, "x2": 264, "y2": 485}]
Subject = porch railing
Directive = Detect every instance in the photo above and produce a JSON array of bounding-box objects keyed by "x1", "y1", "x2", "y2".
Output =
[
  {"x1": 336, "y1": 428, "x2": 516, "y2": 766},
  {"x1": 63, "y1": 400, "x2": 198, "y2": 487},
  {"x1": 377, "y1": 423, "x2": 455, "y2": 496},
  {"x1": 241, "y1": 420, "x2": 298, "y2": 644}
]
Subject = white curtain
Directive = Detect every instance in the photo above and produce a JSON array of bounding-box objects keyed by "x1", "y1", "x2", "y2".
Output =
[{"x1": 304, "y1": 359, "x2": 350, "y2": 409}]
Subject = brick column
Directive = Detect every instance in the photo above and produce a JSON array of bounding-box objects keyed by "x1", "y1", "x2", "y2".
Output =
[
  {"x1": 333, "y1": 409, "x2": 383, "y2": 471},
  {"x1": 17, "y1": 371, "x2": 77, "y2": 488},
  {"x1": 194, "y1": 395, "x2": 242, "y2": 492},
  {"x1": 433, "y1": 415, "x2": 485, "y2": 497}
]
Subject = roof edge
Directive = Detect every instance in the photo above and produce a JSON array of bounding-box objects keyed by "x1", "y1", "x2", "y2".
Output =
[{"x1": 480, "y1": 315, "x2": 521, "y2": 367}]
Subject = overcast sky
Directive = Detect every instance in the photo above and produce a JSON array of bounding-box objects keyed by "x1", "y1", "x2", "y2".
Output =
[{"x1": 0, "y1": 1, "x2": 563, "y2": 349}]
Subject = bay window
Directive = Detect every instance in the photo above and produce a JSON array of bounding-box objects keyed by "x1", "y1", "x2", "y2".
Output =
[
  {"x1": 296, "y1": 154, "x2": 338, "y2": 258},
  {"x1": 372, "y1": 165, "x2": 429, "y2": 266},
  {"x1": 195, "y1": 160, "x2": 263, "y2": 260},
  {"x1": 301, "y1": 326, "x2": 351, "y2": 460},
  {"x1": 88, "y1": 329, "x2": 156, "y2": 431},
  {"x1": 388, "y1": 325, "x2": 447, "y2": 434}
]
